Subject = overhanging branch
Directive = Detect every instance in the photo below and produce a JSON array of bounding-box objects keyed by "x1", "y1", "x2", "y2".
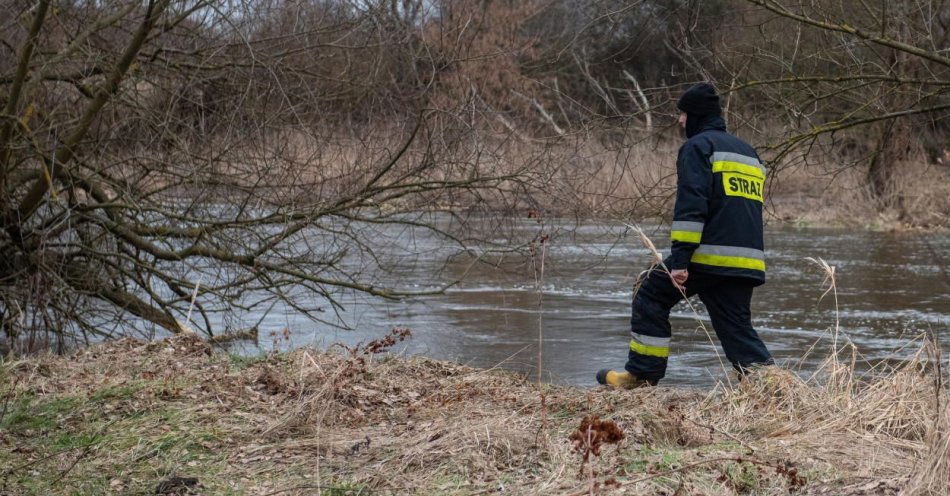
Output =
[{"x1": 744, "y1": 0, "x2": 950, "y2": 68}]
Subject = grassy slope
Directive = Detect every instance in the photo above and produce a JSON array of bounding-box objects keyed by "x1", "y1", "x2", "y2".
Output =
[{"x1": 0, "y1": 335, "x2": 946, "y2": 495}]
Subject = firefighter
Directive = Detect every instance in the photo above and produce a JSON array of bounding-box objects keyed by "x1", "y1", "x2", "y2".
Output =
[{"x1": 597, "y1": 83, "x2": 774, "y2": 388}]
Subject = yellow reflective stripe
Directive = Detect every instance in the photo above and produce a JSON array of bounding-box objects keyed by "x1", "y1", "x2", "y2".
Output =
[
  {"x1": 712, "y1": 161, "x2": 765, "y2": 179},
  {"x1": 691, "y1": 253, "x2": 766, "y2": 271},
  {"x1": 629, "y1": 339, "x2": 669, "y2": 358},
  {"x1": 670, "y1": 230, "x2": 702, "y2": 243}
]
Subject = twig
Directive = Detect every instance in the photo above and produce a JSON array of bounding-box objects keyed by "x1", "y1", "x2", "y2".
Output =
[
  {"x1": 567, "y1": 455, "x2": 790, "y2": 495},
  {"x1": 511, "y1": 90, "x2": 565, "y2": 136},
  {"x1": 1, "y1": 419, "x2": 115, "y2": 482},
  {"x1": 0, "y1": 373, "x2": 20, "y2": 425},
  {"x1": 48, "y1": 419, "x2": 118, "y2": 485},
  {"x1": 261, "y1": 484, "x2": 373, "y2": 496},
  {"x1": 566, "y1": 456, "x2": 743, "y2": 496},
  {"x1": 806, "y1": 257, "x2": 843, "y2": 358},
  {"x1": 534, "y1": 220, "x2": 549, "y2": 435},
  {"x1": 185, "y1": 275, "x2": 202, "y2": 330},
  {"x1": 1, "y1": 445, "x2": 88, "y2": 480},
  {"x1": 471, "y1": 344, "x2": 533, "y2": 376},
  {"x1": 683, "y1": 415, "x2": 760, "y2": 453},
  {"x1": 621, "y1": 70, "x2": 652, "y2": 130}
]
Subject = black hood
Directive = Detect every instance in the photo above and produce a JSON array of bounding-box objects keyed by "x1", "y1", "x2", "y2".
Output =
[
  {"x1": 677, "y1": 83, "x2": 724, "y2": 138},
  {"x1": 685, "y1": 114, "x2": 726, "y2": 139}
]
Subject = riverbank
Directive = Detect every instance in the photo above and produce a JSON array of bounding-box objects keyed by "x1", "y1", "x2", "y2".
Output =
[{"x1": 1, "y1": 334, "x2": 946, "y2": 495}]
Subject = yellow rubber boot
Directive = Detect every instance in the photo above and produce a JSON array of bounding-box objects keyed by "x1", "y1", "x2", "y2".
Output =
[{"x1": 596, "y1": 369, "x2": 654, "y2": 389}]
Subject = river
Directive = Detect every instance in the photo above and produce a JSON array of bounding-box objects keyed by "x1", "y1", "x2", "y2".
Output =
[{"x1": 233, "y1": 218, "x2": 949, "y2": 387}]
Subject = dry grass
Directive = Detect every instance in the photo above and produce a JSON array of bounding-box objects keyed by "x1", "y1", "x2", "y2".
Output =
[
  {"x1": 519, "y1": 134, "x2": 950, "y2": 229},
  {"x1": 765, "y1": 155, "x2": 950, "y2": 229},
  {"x1": 0, "y1": 331, "x2": 946, "y2": 495}
]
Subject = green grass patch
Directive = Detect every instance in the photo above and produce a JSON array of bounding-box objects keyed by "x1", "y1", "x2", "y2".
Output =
[
  {"x1": 48, "y1": 431, "x2": 104, "y2": 451},
  {"x1": 321, "y1": 481, "x2": 371, "y2": 496},
  {"x1": 89, "y1": 382, "x2": 144, "y2": 402},
  {"x1": 624, "y1": 445, "x2": 685, "y2": 474},
  {"x1": 225, "y1": 352, "x2": 270, "y2": 371},
  {"x1": 0, "y1": 375, "x2": 236, "y2": 495},
  {"x1": 1, "y1": 395, "x2": 80, "y2": 432},
  {"x1": 721, "y1": 460, "x2": 761, "y2": 493}
]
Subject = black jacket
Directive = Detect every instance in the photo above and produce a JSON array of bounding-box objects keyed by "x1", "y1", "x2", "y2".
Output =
[{"x1": 668, "y1": 115, "x2": 765, "y2": 285}]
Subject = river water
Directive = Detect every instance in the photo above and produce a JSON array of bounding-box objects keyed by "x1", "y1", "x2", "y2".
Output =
[{"x1": 236, "y1": 219, "x2": 949, "y2": 387}]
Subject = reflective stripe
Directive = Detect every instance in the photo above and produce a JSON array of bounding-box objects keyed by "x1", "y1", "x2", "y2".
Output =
[
  {"x1": 630, "y1": 333, "x2": 671, "y2": 347},
  {"x1": 692, "y1": 253, "x2": 765, "y2": 271},
  {"x1": 671, "y1": 220, "x2": 704, "y2": 232},
  {"x1": 711, "y1": 152, "x2": 766, "y2": 180},
  {"x1": 629, "y1": 333, "x2": 670, "y2": 358},
  {"x1": 671, "y1": 220, "x2": 703, "y2": 243},
  {"x1": 671, "y1": 230, "x2": 702, "y2": 243},
  {"x1": 690, "y1": 244, "x2": 765, "y2": 271},
  {"x1": 711, "y1": 151, "x2": 762, "y2": 167},
  {"x1": 712, "y1": 161, "x2": 766, "y2": 179},
  {"x1": 694, "y1": 244, "x2": 764, "y2": 258}
]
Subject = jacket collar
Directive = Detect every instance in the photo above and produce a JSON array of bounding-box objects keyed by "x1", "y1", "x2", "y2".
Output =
[{"x1": 685, "y1": 114, "x2": 726, "y2": 138}]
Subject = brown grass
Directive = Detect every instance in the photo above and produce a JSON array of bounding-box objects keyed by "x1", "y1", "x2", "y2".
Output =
[
  {"x1": 766, "y1": 155, "x2": 950, "y2": 229},
  {"x1": 478, "y1": 134, "x2": 950, "y2": 229},
  {"x1": 0, "y1": 331, "x2": 946, "y2": 495}
]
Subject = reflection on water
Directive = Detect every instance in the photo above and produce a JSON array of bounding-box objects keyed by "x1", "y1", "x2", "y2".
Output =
[{"x1": 232, "y1": 219, "x2": 949, "y2": 387}]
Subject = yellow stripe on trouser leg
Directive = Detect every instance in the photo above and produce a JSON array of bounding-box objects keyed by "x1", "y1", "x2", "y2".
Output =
[{"x1": 629, "y1": 339, "x2": 669, "y2": 358}]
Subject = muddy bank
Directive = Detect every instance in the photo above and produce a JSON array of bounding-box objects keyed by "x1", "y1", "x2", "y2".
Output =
[{"x1": 0, "y1": 334, "x2": 946, "y2": 495}]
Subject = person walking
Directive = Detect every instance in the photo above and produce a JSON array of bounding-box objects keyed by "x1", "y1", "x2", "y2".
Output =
[{"x1": 597, "y1": 83, "x2": 774, "y2": 388}]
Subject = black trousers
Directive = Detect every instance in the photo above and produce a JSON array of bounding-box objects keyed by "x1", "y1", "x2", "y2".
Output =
[{"x1": 624, "y1": 265, "x2": 773, "y2": 383}]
